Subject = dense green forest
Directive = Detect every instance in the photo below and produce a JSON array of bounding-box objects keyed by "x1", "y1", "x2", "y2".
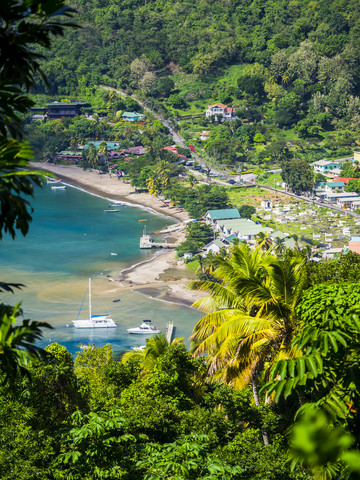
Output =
[
  {"x1": 2, "y1": 1, "x2": 360, "y2": 478},
  {"x1": 32, "y1": 0, "x2": 360, "y2": 170}
]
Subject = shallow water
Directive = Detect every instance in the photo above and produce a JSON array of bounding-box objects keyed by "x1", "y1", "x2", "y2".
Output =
[{"x1": 0, "y1": 184, "x2": 203, "y2": 354}]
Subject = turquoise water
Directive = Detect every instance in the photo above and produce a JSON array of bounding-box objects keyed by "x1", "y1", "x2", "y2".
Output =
[{"x1": 0, "y1": 184, "x2": 202, "y2": 354}]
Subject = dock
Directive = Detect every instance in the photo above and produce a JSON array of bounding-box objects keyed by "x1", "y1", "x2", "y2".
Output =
[
  {"x1": 139, "y1": 234, "x2": 177, "y2": 249},
  {"x1": 166, "y1": 322, "x2": 175, "y2": 344}
]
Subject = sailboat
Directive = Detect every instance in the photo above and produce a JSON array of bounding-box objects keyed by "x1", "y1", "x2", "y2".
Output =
[{"x1": 72, "y1": 278, "x2": 117, "y2": 328}]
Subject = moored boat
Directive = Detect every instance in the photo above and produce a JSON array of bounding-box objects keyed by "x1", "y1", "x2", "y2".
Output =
[
  {"x1": 51, "y1": 185, "x2": 66, "y2": 190},
  {"x1": 103, "y1": 209, "x2": 119, "y2": 213},
  {"x1": 127, "y1": 319, "x2": 160, "y2": 335},
  {"x1": 72, "y1": 278, "x2": 117, "y2": 328}
]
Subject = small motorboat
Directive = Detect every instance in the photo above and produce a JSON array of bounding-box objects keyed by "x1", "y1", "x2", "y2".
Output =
[
  {"x1": 108, "y1": 203, "x2": 124, "y2": 207},
  {"x1": 103, "y1": 209, "x2": 119, "y2": 213},
  {"x1": 127, "y1": 319, "x2": 160, "y2": 335},
  {"x1": 113, "y1": 298, "x2": 120, "y2": 303},
  {"x1": 51, "y1": 185, "x2": 66, "y2": 190}
]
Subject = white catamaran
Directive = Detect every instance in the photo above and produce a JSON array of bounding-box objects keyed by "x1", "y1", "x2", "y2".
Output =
[{"x1": 72, "y1": 278, "x2": 117, "y2": 328}]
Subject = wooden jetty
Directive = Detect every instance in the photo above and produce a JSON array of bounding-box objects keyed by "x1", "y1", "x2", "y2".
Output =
[
  {"x1": 139, "y1": 233, "x2": 177, "y2": 249},
  {"x1": 166, "y1": 322, "x2": 175, "y2": 344}
]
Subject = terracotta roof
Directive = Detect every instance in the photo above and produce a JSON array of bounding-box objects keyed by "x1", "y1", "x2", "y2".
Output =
[
  {"x1": 333, "y1": 177, "x2": 357, "y2": 184},
  {"x1": 224, "y1": 107, "x2": 236, "y2": 113},
  {"x1": 208, "y1": 103, "x2": 227, "y2": 108}
]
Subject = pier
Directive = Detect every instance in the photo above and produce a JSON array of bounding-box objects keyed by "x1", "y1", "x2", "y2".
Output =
[
  {"x1": 139, "y1": 233, "x2": 177, "y2": 249},
  {"x1": 166, "y1": 322, "x2": 175, "y2": 344}
]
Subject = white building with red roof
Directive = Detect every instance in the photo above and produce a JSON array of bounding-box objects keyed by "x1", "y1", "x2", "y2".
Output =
[{"x1": 205, "y1": 103, "x2": 236, "y2": 122}]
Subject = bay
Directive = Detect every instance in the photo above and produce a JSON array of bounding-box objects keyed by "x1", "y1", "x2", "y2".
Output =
[{"x1": 0, "y1": 184, "x2": 202, "y2": 354}]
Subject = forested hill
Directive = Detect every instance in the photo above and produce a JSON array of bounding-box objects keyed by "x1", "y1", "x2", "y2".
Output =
[{"x1": 41, "y1": 0, "x2": 360, "y2": 99}]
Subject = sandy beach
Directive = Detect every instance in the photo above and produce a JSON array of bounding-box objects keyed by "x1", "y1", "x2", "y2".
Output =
[{"x1": 30, "y1": 162, "x2": 205, "y2": 307}]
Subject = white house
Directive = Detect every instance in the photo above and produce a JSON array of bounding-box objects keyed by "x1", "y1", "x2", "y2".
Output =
[
  {"x1": 313, "y1": 160, "x2": 340, "y2": 174},
  {"x1": 205, "y1": 103, "x2": 236, "y2": 122},
  {"x1": 203, "y1": 239, "x2": 226, "y2": 255}
]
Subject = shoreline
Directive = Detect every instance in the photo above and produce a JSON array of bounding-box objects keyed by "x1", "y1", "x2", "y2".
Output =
[{"x1": 30, "y1": 162, "x2": 204, "y2": 308}]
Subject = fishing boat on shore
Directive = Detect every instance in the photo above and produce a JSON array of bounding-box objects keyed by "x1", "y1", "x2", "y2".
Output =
[
  {"x1": 46, "y1": 178, "x2": 61, "y2": 184},
  {"x1": 72, "y1": 278, "x2": 117, "y2": 328},
  {"x1": 127, "y1": 319, "x2": 160, "y2": 335}
]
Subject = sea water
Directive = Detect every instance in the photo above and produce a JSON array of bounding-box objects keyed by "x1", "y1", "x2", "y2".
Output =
[{"x1": 0, "y1": 184, "x2": 203, "y2": 354}]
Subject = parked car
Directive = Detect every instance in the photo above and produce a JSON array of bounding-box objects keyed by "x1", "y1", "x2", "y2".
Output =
[
  {"x1": 185, "y1": 161, "x2": 193, "y2": 166},
  {"x1": 194, "y1": 165, "x2": 202, "y2": 171},
  {"x1": 227, "y1": 179, "x2": 236, "y2": 185}
]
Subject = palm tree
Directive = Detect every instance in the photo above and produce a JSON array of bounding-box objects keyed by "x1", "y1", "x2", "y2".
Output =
[
  {"x1": 97, "y1": 141, "x2": 109, "y2": 165},
  {"x1": 146, "y1": 175, "x2": 161, "y2": 196},
  {"x1": 272, "y1": 236, "x2": 284, "y2": 257},
  {"x1": 122, "y1": 333, "x2": 180, "y2": 374},
  {"x1": 86, "y1": 143, "x2": 98, "y2": 169},
  {"x1": 0, "y1": 304, "x2": 52, "y2": 385},
  {"x1": 189, "y1": 244, "x2": 307, "y2": 444},
  {"x1": 255, "y1": 231, "x2": 273, "y2": 251}
]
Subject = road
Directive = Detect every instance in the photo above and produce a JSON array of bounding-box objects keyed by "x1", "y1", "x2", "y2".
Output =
[
  {"x1": 99, "y1": 84, "x2": 206, "y2": 166},
  {"x1": 100, "y1": 85, "x2": 360, "y2": 220}
]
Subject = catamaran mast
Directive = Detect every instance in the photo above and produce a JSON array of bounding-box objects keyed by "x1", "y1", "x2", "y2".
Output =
[{"x1": 89, "y1": 278, "x2": 92, "y2": 319}]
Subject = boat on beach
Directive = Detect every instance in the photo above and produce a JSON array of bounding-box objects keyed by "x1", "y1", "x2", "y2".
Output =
[
  {"x1": 72, "y1": 278, "x2": 117, "y2": 328},
  {"x1": 46, "y1": 178, "x2": 62, "y2": 184},
  {"x1": 127, "y1": 319, "x2": 160, "y2": 335},
  {"x1": 108, "y1": 203, "x2": 125, "y2": 207}
]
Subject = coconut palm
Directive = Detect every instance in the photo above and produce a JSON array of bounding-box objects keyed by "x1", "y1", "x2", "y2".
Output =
[
  {"x1": 272, "y1": 236, "x2": 284, "y2": 257},
  {"x1": 189, "y1": 243, "x2": 307, "y2": 444},
  {"x1": 254, "y1": 231, "x2": 273, "y2": 251}
]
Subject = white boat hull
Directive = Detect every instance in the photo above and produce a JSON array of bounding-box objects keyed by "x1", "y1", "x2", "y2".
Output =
[{"x1": 73, "y1": 318, "x2": 117, "y2": 328}]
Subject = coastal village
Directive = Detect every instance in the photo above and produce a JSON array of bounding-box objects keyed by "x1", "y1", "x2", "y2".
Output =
[
  {"x1": 4, "y1": 1, "x2": 360, "y2": 478},
  {"x1": 31, "y1": 98, "x2": 360, "y2": 274}
]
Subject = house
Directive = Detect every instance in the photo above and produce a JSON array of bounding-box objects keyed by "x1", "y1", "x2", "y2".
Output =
[
  {"x1": 123, "y1": 146, "x2": 146, "y2": 155},
  {"x1": 203, "y1": 239, "x2": 226, "y2": 255},
  {"x1": 337, "y1": 195, "x2": 359, "y2": 208},
  {"x1": 206, "y1": 208, "x2": 241, "y2": 225},
  {"x1": 354, "y1": 152, "x2": 360, "y2": 163},
  {"x1": 324, "y1": 181, "x2": 345, "y2": 194},
  {"x1": 47, "y1": 101, "x2": 90, "y2": 120},
  {"x1": 122, "y1": 111, "x2": 146, "y2": 122},
  {"x1": 312, "y1": 160, "x2": 340, "y2": 174},
  {"x1": 351, "y1": 199, "x2": 360, "y2": 211},
  {"x1": 205, "y1": 103, "x2": 236, "y2": 122},
  {"x1": 322, "y1": 248, "x2": 343, "y2": 259},
  {"x1": 216, "y1": 218, "x2": 272, "y2": 241},
  {"x1": 349, "y1": 236, "x2": 360, "y2": 254},
  {"x1": 324, "y1": 191, "x2": 358, "y2": 202},
  {"x1": 200, "y1": 131, "x2": 211, "y2": 141},
  {"x1": 54, "y1": 151, "x2": 82, "y2": 163}
]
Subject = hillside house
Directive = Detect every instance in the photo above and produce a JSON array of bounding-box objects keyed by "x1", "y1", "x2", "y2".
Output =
[
  {"x1": 205, "y1": 103, "x2": 236, "y2": 122},
  {"x1": 206, "y1": 208, "x2": 241, "y2": 225},
  {"x1": 200, "y1": 131, "x2": 211, "y2": 141},
  {"x1": 312, "y1": 160, "x2": 340, "y2": 174},
  {"x1": 122, "y1": 112, "x2": 146, "y2": 122},
  {"x1": 324, "y1": 181, "x2": 345, "y2": 194},
  {"x1": 47, "y1": 101, "x2": 90, "y2": 120}
]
